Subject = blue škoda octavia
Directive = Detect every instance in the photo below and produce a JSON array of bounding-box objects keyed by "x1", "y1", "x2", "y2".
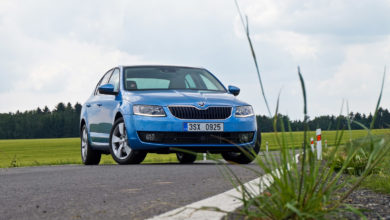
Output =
[{"x1": 80, "y1": 65, "x2": 261, "y2": 165}]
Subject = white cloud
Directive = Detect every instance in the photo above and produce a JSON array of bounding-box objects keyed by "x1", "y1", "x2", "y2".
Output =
[
  {"x1": 232, "y1": 0, "x2": 390, "y2": 118},
  {"x1": 0, "y1": 0, "x2": 149, "y2": 112},
  {"x1": 314, "y1": 37, "x2": 390, "y2": 115},
  {"x1": 0, "y1": 0, "x2": 389, "y2": 119},
  {"x1": 0, "y1": 36, "x2": 146, "y2": 112},
  {"x1": 0, "y1": 4, "x2": 147, "y2": 112},
  {"x1": 252, "y1": 31, "x2": 320, "y2": 61}
]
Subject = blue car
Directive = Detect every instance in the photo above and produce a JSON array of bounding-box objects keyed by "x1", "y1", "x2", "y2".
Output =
[{"x1": 80, "y1": 65, "x2": 260, "y2": 165}]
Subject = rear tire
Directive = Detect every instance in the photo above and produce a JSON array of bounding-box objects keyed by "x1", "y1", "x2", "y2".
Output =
[
  {"x1": 176, "y1": 152, "x2": 197, "y2": 164},
  {"x1": 81, "y1": 125, "x2": 101, "y2": 165},
  {"x1": 109, "y1": 118, "x2": 147, "y2": 164},
  {"x1": 222, "y1": 131, "x2": 261, "y2": 164}
]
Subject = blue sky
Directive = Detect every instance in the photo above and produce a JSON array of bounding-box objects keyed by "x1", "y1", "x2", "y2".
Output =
[{"x1": 0, "y1": 0, "x2": 389, "y2": 119}]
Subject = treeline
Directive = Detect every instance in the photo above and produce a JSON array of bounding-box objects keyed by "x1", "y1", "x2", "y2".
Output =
[
  {"x1": 0, "y1": 103, "x2": 389, "y2": 139},
  {"x1": 256, "y1": 108, "x2": 390, "y2": 132},
  {"x1": 0, "y1": 103, "x2": 82, "y2": 139}
]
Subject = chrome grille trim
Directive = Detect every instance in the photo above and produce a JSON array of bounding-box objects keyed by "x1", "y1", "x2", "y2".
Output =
[{"x1": 168, "y1": 106, "x2": 232, "y2": 119}]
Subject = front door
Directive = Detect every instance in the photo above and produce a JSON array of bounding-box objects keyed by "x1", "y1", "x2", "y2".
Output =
[{"x1": 88, "y1": 69, "x2": 113, "y2": 145}]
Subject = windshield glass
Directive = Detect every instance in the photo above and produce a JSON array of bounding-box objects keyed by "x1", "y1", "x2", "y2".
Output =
[{"x1": 123, "y1": 66, "x2": 226, "y2": 92}]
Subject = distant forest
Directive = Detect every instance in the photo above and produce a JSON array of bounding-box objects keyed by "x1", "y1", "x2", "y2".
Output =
[
  {"x1": 256, "y1": 108, "x2": 390, "y2": 132},
  {"x1": 0, "y1": 102, "x2": 389, "y2": 139}
]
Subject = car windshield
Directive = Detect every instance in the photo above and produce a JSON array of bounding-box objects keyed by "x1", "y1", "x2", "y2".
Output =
[{"x1": 123, "y1": 66, "x2": 226, "y2": 92}]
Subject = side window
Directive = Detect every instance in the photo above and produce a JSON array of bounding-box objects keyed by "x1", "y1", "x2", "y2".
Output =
[
  {"x1": 108, "y1": 69, "x2": 120, "y2": 92},
  {"x1": 184, "y1": 74, "x2": 197, "y2": 89},
  {"x1": 95, "y1": 69, "x2": 113, "y2": 95}
]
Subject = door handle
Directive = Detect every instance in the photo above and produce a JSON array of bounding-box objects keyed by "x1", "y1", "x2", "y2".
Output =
[
  {"x1": 97, "y1": 103, "x2": 102, "y2": 107},
  {"x1": 86, "y1": 104, "x2": 91, "y2": 107}
]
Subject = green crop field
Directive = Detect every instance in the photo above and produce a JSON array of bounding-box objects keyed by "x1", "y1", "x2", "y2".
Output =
[
  {"x1": 0, "y1": 138, "x2": 179, "y2": 168},
  {"x1": 0, "y1": 129, "x2": 389, "y2": 168},
  {"x1": 261, "y1": 129, "x2": 390, "y2": 150}
]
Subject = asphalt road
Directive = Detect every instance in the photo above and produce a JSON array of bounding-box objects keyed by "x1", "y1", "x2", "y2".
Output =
[{"x1": 0, "y1": 161, "x2": 263, "y2": 220}]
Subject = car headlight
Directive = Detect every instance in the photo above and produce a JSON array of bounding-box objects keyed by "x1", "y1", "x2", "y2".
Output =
[
  {"x1": 133, "y1": 105, "x2": 166, "y2": 117},
  {"x1": 235, "y1": 106, "x2": 254, "y2": 117}
]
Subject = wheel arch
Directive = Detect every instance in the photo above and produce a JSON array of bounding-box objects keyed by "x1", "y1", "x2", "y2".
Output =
[
  {"x1": 114, "y1": 112, "x2": 123, "y2": 121},
  {"x1": 80, "y1": 119, "x2": 86, "y2": 135}
]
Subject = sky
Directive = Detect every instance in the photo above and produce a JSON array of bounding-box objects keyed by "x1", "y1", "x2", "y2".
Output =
[{"x1": 0, "y1": 0, "x2": 389, "y2": 119}]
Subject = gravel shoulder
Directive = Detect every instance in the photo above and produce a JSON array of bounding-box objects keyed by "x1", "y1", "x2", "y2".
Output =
[
  {"x1": 223, "y1": 188, "x2": 390, "y2": 220},
  {"x1": 341, "y1": 188, "x2": 390, "y2": 219}
]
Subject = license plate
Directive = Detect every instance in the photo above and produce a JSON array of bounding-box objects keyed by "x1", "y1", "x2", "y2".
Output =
[{"x1": 184, "y1": 123, "x2": 224, "y2": 132}]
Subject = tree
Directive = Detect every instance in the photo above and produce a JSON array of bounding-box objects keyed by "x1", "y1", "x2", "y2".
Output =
[
  {"x1": 55, "y1": 102, "x2": 66, "y2": 112},
  {"x1": 43, "y1": 106, "x2": 50, "y2": 113}
]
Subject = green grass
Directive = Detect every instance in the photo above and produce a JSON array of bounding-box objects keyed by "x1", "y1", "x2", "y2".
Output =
[
  {"x1": 358, "y1": 150, "x2": 390, "y2": 194},
  {"x1": 0, "y1": 129, "x2": 388, "y2": 168},
  {"x1": 321, "y1": 132, "x2": 390, "y2": 194},
  {"x1": 0, "y1": 138, "x2": 178, "y2": 168},
  {"x1": 264, "y1": 129, "x2": 390, "y2": 195},
  {"x1": 261, "y1": 129, "x2": 390, "y2": 150}
]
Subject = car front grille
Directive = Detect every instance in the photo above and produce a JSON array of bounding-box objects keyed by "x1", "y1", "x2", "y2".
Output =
[
  {"x1": 137, "y1": 131, "x2": 254, "y2": 144},
  {"x1": 168, "y1": 106, "x2": 232, "y2": 119}
]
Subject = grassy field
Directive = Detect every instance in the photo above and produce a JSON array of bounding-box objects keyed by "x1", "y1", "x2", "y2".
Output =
[
  {"x1": 262, "y1": 129, "x2": 390, "y2": 150},
  {"x1": 0, "y1": 137, "x2": 179, "y2": 168},
  {"x1": 0, "y1": 129, "x2": 389, "y2": 168}
]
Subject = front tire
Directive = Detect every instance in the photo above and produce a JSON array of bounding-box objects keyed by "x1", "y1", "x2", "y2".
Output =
[
  {"x1": 176, "y1": 152, "x2": 197, "y2": 164},
  {"x1": 81, "y1": 125, "x2": 101, "y2": 165},
  {"x1": 109, "y1": 118, "x2": 147, "y2": 164},
  {"x1": 222, "y1": 131, "x2": 261, "y2": 164}
]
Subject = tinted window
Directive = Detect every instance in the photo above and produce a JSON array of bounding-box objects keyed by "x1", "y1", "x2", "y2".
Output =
[
  {"x1": 126, "y1": 78, "x2": 169, "y2": 89},
  {"x1": 95, "y1": 69, "x2": 113, "y2": 95},
  {"x1": 101, "y1": 70, "x2": 113, "y2": 85},
  {"x1": 108, "y1": 69, "x2": 120, "y2": 92},
  {"x1": 123, "y1": 67, "x2": 225, "y2": 92}
]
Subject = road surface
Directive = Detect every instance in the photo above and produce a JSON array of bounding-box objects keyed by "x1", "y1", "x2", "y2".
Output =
[{"x1": 0, "y1": 161, "x2": 263, "y2": 220}]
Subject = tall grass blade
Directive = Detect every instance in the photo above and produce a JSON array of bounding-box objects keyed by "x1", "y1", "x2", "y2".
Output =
[
  {"x1": 234, "y1": 0, "x2": 271, "y2": 116},
  {"x1": 370, "y1": 66, "x2": 386, "y2": 129},
  {"x1": 297, "y1": 66, "x2": 308, "y2": 205}
]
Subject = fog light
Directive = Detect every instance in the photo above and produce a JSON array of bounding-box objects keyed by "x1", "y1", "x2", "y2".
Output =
[
  {"x1": 239, "y1": 133, "x2": 250, "y2": 143},
  {"x1": 145, "y1": 133, "x2": 156, "y2": 141}
]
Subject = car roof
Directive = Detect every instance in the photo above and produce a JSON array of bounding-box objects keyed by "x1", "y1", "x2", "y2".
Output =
[{"x1": 119, "y1": 65, "x2": 204, "y2": 69}]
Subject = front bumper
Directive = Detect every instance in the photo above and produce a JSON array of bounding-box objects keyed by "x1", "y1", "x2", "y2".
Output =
[{"x1": 123, "y1": 112, "x2": 257, "y2": 151}]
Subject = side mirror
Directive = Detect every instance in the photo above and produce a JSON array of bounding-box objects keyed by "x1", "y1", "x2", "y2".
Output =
[
  {"x1": 98, "y1": 84, "x2": 117, "y2": 95},
  {"x1": 228, "y1": 85, "x2": 240, "y2": 96}
]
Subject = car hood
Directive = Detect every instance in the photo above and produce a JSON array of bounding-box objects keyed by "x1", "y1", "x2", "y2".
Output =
[{"x1": 122, "y1": 90, "x2": 249, "y2": 107}]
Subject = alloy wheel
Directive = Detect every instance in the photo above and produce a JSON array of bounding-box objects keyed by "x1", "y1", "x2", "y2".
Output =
[
  {"x1": 111, "y1": 122, "x2": 132, "y2": 160},
  {"x1": 81, "y1": 128, "x2": 88, "y2": 161}
]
